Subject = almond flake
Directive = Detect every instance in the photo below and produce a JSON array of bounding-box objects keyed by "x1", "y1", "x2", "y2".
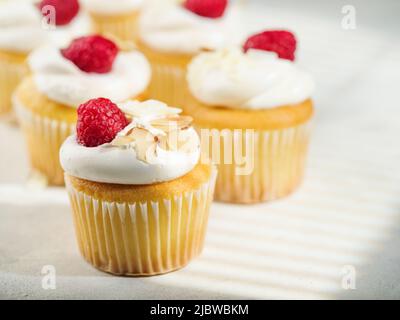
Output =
[
  {"x1": 151, "y1": 115, "x2": 193, "y2": 132},
  {"x1": 119, "y1": 100, "x2": 181, "y2": 120}
]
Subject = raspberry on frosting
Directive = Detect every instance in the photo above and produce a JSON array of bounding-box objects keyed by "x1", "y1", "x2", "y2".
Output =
[
  {"x1": 243, "y1": 30, "x2": 297, "y2": 61},
  {"x1": 183, "y1": 0, "x2": 228, "y2": 19},
  {"x1": 77, "y1": 98, "x2": 128, "y2": 147},
  {"x1": 38, "y1": 0, "x2": 80, "y2": 26},
  {"x1": 61, "y1": 35, "x2": 119, "y2": 74}
]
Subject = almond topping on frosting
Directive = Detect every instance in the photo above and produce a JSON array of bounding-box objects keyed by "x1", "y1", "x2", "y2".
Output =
[
  {"x1": 103, "y1": 32, "x2": 138, "y2": 52},
  {"x1": 111, "y1": 100, "x2": 197, "y2": 163},
  {"x1": 119, "y1": 100, "x2": 182, "y2": 119},
  {"x1": 150, "y1": 115, "x2": 193, "y2": 132}
]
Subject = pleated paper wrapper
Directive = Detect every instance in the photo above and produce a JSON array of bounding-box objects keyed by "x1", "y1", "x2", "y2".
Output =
[
  {"x1": 0, "y1": 55, "x2": 27, "y2": 116},
  {"x1": 137, "y1": 41, "x2": 193, "y2": 109},
  {"x1": 14, "y1": 99, "x2": 75, "y2": 186},
  {"x1": 199, "y1": 123, "x2": 312, "y2": 204},
  {"x1": 65, "y1": 170, "x2": 217, "y2": 276}
]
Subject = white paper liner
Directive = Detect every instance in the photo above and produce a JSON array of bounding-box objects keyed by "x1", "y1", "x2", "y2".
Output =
[
  {"x1": 147, "y1": 60, "x2": 189, "y2": 109},
  {"x1": 201, "y1": 122, "x2": 312, "y2": 203},
  {"x1": 65, "y1": 169, "x2": 217, "y2": 276},
  {"x1": 14, "y1": 98, "x2": 75, "y2": 185},
  {"x1": 0, "y1": 57, "x2": 27, "y2": 115}
]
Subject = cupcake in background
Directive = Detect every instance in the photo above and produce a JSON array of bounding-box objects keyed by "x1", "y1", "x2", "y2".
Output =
[
  {"x1": 39, "y1": 0, "x2": 91, "y2": 47},
  {"x1": 14, "y1": 35, "x2": 151, "y2": 186},
  {"x1": 138, "y1": 0, "x2": 241, "y2": 108},
  {"x1": 81, "y1": 0, "x2": 143, "y2": 43},
  {"x1": 186, "y1": 30, "x2": 315, "y2": 204},
  {"x1": 0, "y1": 0, "x2": 89, "y2": 117},
  {"x1": 61, "y1": 99, "x2": 217, "y2": 276}
]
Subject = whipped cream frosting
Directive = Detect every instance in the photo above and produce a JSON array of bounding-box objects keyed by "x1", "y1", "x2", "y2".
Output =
[
  {"x1": 81, "y1": 0, "x2": 143, "y2": 15},
  {"x1": 0, "y1": 0, "x2": 89, "y2": 53},
  {"x1": 46, "y1": 12, "x2": 91, "y2": 48},
  {"x1": 60, "y1": 100, "x2": 200, "y2": 185},
  {"x1": 187, "y1": 48, "x2": 315, "y2": 109},
  {"x1": 28, "y1": 45, "x2": 151, "y2": 107},
  {"x1": 139, "y1": 0, "x2": 241, "y2": 55},
  {"x1": 0, "y1": 0, "x2": 47, "y2": 53}
]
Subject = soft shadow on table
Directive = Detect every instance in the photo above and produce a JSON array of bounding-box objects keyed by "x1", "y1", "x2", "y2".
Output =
[
  {"x1": 0, "y1": 203, "x2": 250, "y2": 299},
  {"x1": 335, "y1": 207, "x2": 400, "y2": 300},
  {"x1": 0, "y1": 201, "x2": 330, "y2": 299},
  {"x1": 2, "y1": 186, "x2": 399, "y2": 300},
  {"x1": 0, "y1": 271, "x2": 249, "y2": 300}
]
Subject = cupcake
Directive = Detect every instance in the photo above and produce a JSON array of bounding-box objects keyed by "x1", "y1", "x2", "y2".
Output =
[
  {"x1": 61, "y1": 99, "x2": 217, "y2": 276},
  {"x1": 186, "y1": 30, "x2": 315, "y2": 204},
  {"x1": 14, "y1": 35, "x2": 151, "y2": 186},
  {"x1": 0, "y1": 0, "x2": 89, "y2": 117},
  {"x1": 138, "y1": 0, "x2": 241, "y2": 108},
  {"x1": 81, "y1": 0, "x2": 143, "y2": 43}
]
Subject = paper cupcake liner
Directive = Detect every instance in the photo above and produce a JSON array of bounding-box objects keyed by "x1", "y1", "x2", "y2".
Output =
[
  {"x1": 89, "y1": 11, "x2": 139, "y2": 43},
  {"x1": 200, "y1": 123, "x2": 312, "y2": 204},
  {"x1": 14, "y1": 99, "x2": 75, "y2": 186},
  {"x1": 137, "y1": 41, "x2": 193, "y2": 109},
  {"x1": 65, "y1": 170, "x2": 217, "y2": 276},
  {"x1": 146, "y1": 59, "x2": 190, "y2": 109},
  {"x1": 0, "y1": 56, "x2": 27, "y2": 116}
]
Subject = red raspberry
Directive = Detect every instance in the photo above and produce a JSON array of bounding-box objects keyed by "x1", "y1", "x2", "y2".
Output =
[
  {"x1": 243, "y1": 30, "x2": 297, "y2": 61},
  {"x1": 38, "y1": 0, "x2": 80, "y2": 26},
  {"x1": 183, "y1": 0, "x2": 228, "y2": 18},
  {"x1": 61, "y1": 35, "x2": 119, "y2": 74},
  {"x1": 77, "y1": 98, "x2": 128, "y2": 147}
]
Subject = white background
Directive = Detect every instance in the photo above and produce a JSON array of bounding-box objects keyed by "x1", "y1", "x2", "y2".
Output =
[{"x1": 1, "y1": 0, "x2": 400, "y2": 299}]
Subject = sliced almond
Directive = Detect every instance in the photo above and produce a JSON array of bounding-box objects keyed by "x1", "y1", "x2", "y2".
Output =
[
  {"x1": 111, "y1": 110, "x2": 196, "y2": 162},
  {"x1": 127, "y1": 127, "x2": 158, "y2": 162},
  {"x1": 130, "y1": 127, "x2": 152, "y2": 140},
  {"x1": 120, "y1": 100, "x2": 181, "y2": 119},
  {"x1": 151, "y1": 115, "x2": 193, "y2": 132},
  {"x1": 178, "y1": 131, "x2": 199, "y2": 153},
  {"x1": 111, "y1": 135, "x2": 135, "y2": 147}
]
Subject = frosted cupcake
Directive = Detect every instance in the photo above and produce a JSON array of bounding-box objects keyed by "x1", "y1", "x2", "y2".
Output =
[
  {"x1": 0, "y1": 0, "x2": 89, "y2": 116},
  {"x1": 61, "y1": 99, "x2": 216, "y2": 276},
  {"x1": 14, "y1": 35, "x2": 151, "y2": 186},
  {"x1": 138, "y1": 0, "x2": 240, "y2": 107},
  {"x1": 81, "y1": 0, "x2": 143, "y2": 43},
  {"x1": 186, "y1": 30, "x2": 315, "y2": 204}
]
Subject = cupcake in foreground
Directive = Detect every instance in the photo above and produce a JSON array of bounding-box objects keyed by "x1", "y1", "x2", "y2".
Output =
[
  {"x1": 0, "y1": 0, "x2": 89, "y2": 116},
  {"x1": 81, "y1": 0, "x2": 143, "y2": 43},
  {"x1": 14, "y1": 35, "x2": 151, "y2": 185},
  {"x1": 186, "y1": 30, "x2": 315, "y2": 204},
  {"x1": 61, "y1": 99, "x2": 217, "y2": 276},
  {"x1": 138, "y1": 0, "x2": 241, "y2": 107}
]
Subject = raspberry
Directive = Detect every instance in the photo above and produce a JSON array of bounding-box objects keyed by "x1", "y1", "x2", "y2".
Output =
[
  {"x1": 38, "y1": 0, "x2": 80, "y2": 26},
  {"x1": 243, "y1": 30, "x2": 297, "y2": 61},
  {"x1": 77, "y1": 98, "x2": 128, "y2": 147},
  {"x1": 61, "y1": 35, "x2": 119, "y2": 74},
  {"x1": 183, "y1": 0, "x2": 228, "y2": 18}
]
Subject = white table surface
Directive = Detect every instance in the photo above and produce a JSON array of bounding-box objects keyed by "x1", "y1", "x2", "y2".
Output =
[{"x1": 1, "y1": 0, "x2": 400, "y2": 299}]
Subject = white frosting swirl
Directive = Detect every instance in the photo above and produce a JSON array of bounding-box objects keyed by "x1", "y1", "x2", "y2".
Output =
[
  {"x1": 139, "y1": 0, "x2": 241, "y2": 55},
  {"x1": 0, "y1": 0, "x2": 89, "y2": 53},
  {"x1": 46, "y1": 13, "x2": 91, "y2": 48},
  {"x1": 60, "y1": 101, "x2": 200, "y2": 185},
  {"x1": 81, "y1": 0, "x2": 143, "y2": 15},
  {"x1": 0, "y1": 0, "x2": 46, "y2": 53},
  {"x1": 187, "y1": 48, "x2": 315, "y2": 109},
  {"x1": 28, "y1": 45, "x2": 151, "y2": 107}
]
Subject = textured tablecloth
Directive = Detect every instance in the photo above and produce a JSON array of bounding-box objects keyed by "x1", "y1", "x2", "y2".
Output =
[{"x1": 1, "y1": 0, "x2": 400, "y2": 299}]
